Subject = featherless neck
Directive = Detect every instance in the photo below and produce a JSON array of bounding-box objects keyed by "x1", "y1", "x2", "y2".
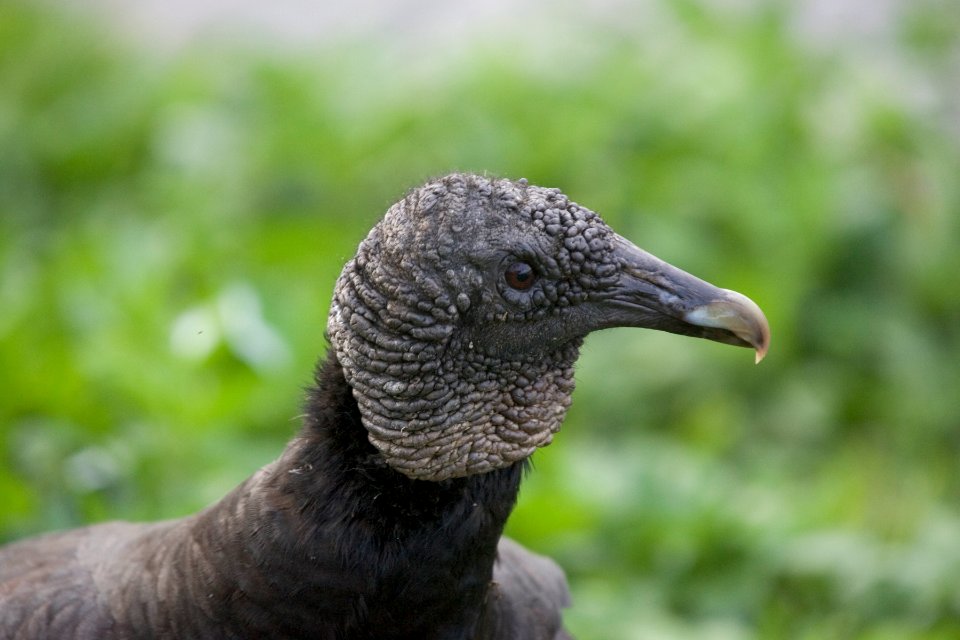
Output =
[{"x1": 328, "y1": 251, "x2": 580, "y2": 481}]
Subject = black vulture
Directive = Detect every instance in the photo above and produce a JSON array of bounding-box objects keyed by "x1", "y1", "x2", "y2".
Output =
[{"x1": 0, "y1": 173, "x2": 769, "y2": 639}]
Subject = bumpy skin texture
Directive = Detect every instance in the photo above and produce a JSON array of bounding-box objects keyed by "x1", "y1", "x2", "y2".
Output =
[{"x1": 329, "y1": 173, "x2": 620, "y2": 480}]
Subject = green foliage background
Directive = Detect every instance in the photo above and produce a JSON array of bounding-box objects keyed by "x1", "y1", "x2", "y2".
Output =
[{"x1": 1, "y1": 1, "x2": 959, "y2": 637}]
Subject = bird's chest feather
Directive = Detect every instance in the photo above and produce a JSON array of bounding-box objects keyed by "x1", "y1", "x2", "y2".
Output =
[
  {"x1": 357, "y1": 471, "x2": 516, "y2": 587},
  {"x1": 284, "y1": 463, "x2": 523, "y2": 638},
  {"x1": 259, "y1": 357, "x2": 524, "y2": 637}
]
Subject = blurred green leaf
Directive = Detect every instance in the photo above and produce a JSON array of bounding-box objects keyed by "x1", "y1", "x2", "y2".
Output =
[{"x1": 2, "y1": 0, "x2": 959, "y2": 638}]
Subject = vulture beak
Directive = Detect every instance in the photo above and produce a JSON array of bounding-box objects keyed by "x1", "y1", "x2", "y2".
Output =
[{"x1": 598, "y1": 234, "x2": 770, "y2": 363}]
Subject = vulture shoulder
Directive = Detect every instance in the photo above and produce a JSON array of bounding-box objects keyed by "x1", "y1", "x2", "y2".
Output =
[{"x1": 483, "y1": 537, "x2": 573, "y2": 640}]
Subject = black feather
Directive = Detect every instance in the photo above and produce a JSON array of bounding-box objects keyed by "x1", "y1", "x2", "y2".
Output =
[{"x1": 0, "y1": 354, "x2": 566, "y2": 639}]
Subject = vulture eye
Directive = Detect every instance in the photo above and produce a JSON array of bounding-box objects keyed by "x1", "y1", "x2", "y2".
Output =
[{"x1": 504, "y1": 262, "x2": 537, "y2": 291}]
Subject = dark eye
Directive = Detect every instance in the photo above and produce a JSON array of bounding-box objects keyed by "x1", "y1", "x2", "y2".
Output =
[{"x1": 504, "y1": 262, "x2": 537, "y2": 291}]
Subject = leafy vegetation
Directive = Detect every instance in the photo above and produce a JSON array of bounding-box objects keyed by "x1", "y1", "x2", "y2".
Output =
[{"x1": 1, "y1": 1, "x2": 958, "y2": 637}]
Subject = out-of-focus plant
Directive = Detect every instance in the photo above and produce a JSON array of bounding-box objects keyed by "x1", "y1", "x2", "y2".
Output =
[{"x1": 1, "y1": 1, "x2": 958, "y2": 638}]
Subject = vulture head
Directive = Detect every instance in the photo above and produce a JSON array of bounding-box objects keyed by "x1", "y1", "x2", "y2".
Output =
[{"x1": 328, "y1": 173, "x2": 769, "y2": 481}]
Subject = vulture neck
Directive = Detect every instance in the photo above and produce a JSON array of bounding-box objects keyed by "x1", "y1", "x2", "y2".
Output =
[{"x1": 198, "y1": 352, "x2": 525, "y2": 637}]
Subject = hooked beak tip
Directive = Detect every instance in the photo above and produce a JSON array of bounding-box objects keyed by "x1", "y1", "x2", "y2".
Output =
[
  {"x1": 683, "y1": 289, "x2": 770, "y2": 364},
  {"x1": 755, "y1": 343, "x2": 768, "y2": 365}
]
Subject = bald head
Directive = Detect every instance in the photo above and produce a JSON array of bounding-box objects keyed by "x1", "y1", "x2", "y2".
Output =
[{"x1": 328, "y1": 174, "x2": 768, "y2": 480}]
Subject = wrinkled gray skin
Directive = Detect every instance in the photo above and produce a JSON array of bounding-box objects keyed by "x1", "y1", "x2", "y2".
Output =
[
  {"x1": 329, "y1": 175, "x2": 609, "y2": 479},
  {"x1": 329, "y1": 173, "x2": 767, "y2": 480}
]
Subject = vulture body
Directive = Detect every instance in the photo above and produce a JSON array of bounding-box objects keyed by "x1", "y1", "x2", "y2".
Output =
[{"x1": 0, "y1": 174, "x2": 768, "y2": 639}]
